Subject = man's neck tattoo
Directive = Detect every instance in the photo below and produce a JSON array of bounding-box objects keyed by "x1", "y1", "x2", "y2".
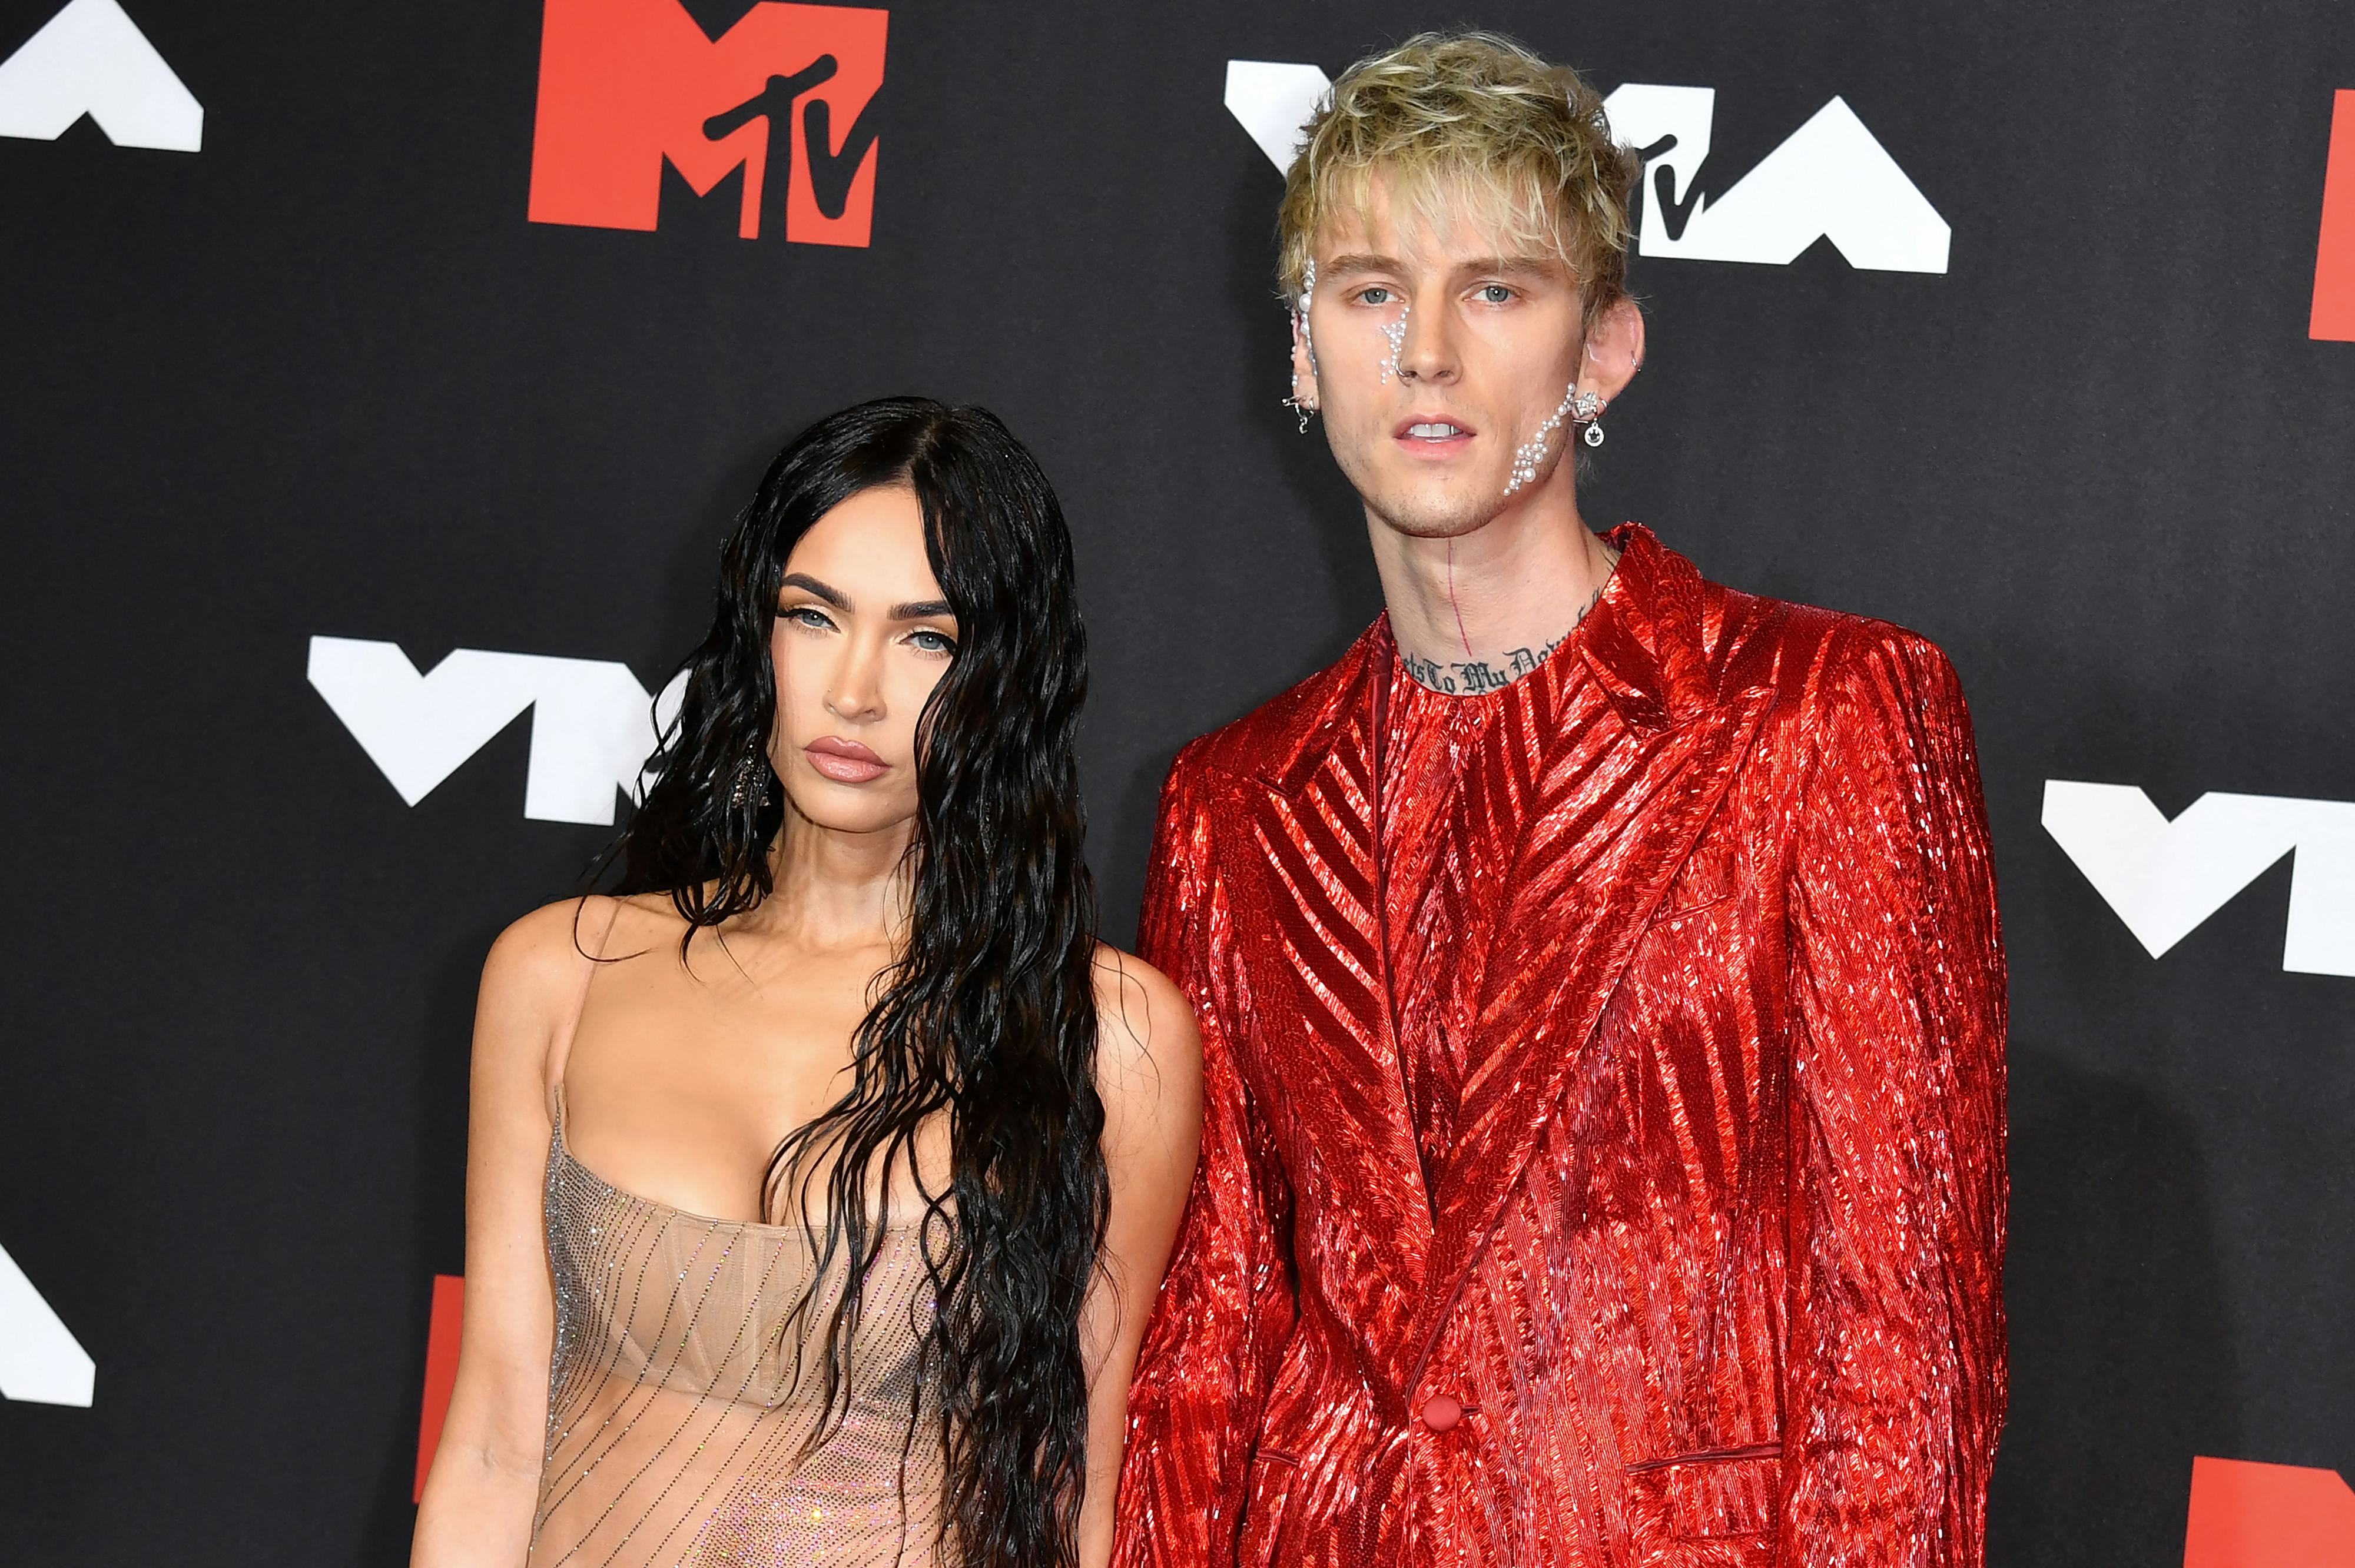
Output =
[{"x1": 1401, "y1": 579, "x2": 1607, "y2": 696}]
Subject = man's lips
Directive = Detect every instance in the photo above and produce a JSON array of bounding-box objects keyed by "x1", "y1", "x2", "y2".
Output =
[
  {"x1": 1394, "y1": 414, "x2": 1477, "y2": 454},
  {"x1": 804, "y1": 736, "x2": 889, "y2": 783}
]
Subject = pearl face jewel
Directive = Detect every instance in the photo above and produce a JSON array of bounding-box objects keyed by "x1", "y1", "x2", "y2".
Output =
[{"x1": 1505, "y1": 382, "x2": 1582, "y2": 495}]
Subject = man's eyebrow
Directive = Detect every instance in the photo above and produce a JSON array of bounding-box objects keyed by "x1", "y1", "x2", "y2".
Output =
[
  {"x1": 891, "y1": 599, "x2": 954, "y2": 620},
  {"x1": 780, "y1": 573, "x2": 849, "y2": 609},
  {"x1": 1457, "y1": 254, "x2": 1565, "y2": 280},
  {"x1": 1321, "y1": 252, "x2": 1407, "y2": 278}
]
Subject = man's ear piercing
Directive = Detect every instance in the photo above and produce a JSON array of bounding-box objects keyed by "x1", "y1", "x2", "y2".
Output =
[{"x1": 1571, "y1": 390, "x2": 1607, "y2": 448}]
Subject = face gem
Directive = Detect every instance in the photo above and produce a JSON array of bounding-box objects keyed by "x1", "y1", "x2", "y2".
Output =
[
  {"x1": 1504, "y1": 382, "x2": 1581, "y2": 496},
  {"x1": 1379, "y1": 303, "x2": 1410, "y2": 384}
]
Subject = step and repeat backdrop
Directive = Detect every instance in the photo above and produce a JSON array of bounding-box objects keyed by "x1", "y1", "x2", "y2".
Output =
[{"x1": 2, "y1": 0, "x2": 2350, "y2": 1560}]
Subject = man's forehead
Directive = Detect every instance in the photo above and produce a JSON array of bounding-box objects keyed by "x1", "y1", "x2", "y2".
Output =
[{"x1": 1315, "y1": 170, "x2": 1571, "y2": 280}]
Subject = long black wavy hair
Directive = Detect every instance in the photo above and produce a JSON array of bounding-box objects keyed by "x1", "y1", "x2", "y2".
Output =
[{"x1": 607, "y1": 397, "x2": 1106, "y2": 1568}]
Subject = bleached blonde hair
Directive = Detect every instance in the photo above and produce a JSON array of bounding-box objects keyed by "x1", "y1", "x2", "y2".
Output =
[{"x1": 1276, "y1": 31, "x2": 1639, "y2": 330}]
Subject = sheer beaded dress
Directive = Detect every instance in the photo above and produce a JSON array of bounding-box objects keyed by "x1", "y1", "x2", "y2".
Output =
[{"x1": 530, "y1": 1091, "x2": 947, "y2": 1567}]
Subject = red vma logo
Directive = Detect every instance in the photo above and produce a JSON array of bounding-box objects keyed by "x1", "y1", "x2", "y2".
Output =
[{"x1": 528, "y1": 0, "x2": 887, "y2": 246}]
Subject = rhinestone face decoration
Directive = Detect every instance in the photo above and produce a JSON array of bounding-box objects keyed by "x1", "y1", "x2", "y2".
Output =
[
  {"x1": 1505, "y1": 383, "x2": 1583, "y2": 495},
  {"x1": 1379, "y1": 303, "x2": 1411, "y2": 383}
]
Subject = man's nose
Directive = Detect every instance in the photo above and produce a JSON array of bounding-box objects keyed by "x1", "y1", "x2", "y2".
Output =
[{"x1": 1397, "y1": 304, "x2": 1457, "y2": 382}]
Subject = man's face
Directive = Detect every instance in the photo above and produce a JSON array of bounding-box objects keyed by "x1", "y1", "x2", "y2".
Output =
[{"x1": 1293, "y1": 172, "x2": 1600, "y2": 539}]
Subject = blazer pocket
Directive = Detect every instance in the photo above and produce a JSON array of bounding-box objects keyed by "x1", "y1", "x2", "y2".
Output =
[{"x1": 1623, "y1": 1444, "x2": 1781, "y2": 1546}]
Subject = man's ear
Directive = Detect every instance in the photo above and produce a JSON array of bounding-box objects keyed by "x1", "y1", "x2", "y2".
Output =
[
  {"x1": 1582, "y1": 295, "x2": 1646, "y2": 404},
  {"x1": 1291, "y1": 314, "x2": 1318, "y2": 410}
]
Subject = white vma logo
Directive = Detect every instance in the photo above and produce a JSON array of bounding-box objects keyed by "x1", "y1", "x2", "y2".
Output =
[
  {"x1": 0, "y1": 1240, "x2": 95, "y2": 1407},
  {"x1": 1222, "y1": 62, "x2": 1948, "y2": 274},
  {"x1": 2042, "y1": 780, "x2": 2355, "y2": 977},
  {"x1": 308, "y1": 637, "x2": 688, "y2": 826},
  {"x1": 0, "y1": 0, "x2": 201, "y2": 152}
]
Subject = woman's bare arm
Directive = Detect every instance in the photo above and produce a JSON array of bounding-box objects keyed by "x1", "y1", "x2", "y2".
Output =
[
  {"x1": 410, "y1": 901, "x2": 588, "y2": 1567},
  {"x1": 1076, "y1": 946, "x2": 1206, "y2": 1568}
]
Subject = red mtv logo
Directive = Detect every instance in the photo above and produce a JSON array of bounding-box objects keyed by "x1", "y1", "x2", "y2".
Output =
[
  {"x1": 528, "y1": 0, "x2": 887, "y2": 246},
  {"x1": 2314, "y1": 90, "x2": 2354, "y2": 341},
  {"x1": 2184, "y1": 1455, "x2": 2355, "y2": 1567}
]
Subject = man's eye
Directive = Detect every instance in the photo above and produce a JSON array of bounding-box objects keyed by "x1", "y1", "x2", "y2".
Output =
[
  {"x1": 1478, "y1": 284, "x2": 1514, "y2": 305},
  {"x1": 1358, "y1": 287, "x2": 1394, "y2": 306}
]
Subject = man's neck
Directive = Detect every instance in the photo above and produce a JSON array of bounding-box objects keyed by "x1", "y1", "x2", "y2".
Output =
[{"x1": 1369, "y1": 481, "x2": 1618, "y2": 696}]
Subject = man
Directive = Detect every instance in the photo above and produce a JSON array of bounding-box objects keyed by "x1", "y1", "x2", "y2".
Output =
[{"x1": 1113, "y1": 31, "x2": 2005, "y2": 1568}]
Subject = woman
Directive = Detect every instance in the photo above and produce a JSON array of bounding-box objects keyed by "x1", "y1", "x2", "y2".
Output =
[{"x1": 412, "y1": 398, "x2": 1202, "y2": 1568}]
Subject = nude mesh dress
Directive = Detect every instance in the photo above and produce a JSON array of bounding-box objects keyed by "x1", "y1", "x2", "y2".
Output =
[{"x1": 529, "y1": 925, "x2": 949, "y2": 1566}]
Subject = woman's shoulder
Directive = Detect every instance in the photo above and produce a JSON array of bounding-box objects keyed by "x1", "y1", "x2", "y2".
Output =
[
  {"x1": 480, "y1": 893, "x2": 682, "y2": 1015},
  {"x1": 1089, "y1": 944, "x2": 1200, "y2": 1076}
]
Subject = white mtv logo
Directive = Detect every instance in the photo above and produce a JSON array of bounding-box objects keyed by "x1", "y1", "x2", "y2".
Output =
[
  {"x1": 1222, "y1": 62, "x2": 1949, "y2": 274},
  {"x1": 0, "y1": 0, "x2": 201, "y2": 152},
  {"x1": 2042, "y1": 780, "x2": 2355, "y2": 977},
  {"x1": 1, "y1": 1240, "x2": 95, "y2": 1407},
  {"x1": 308, "y1": 637, "x2": 688, "y2": 826}
]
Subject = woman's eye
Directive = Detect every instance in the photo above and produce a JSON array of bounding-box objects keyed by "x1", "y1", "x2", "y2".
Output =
[
  {"x1": 909, "y1": 629, "x2": 957, "y2": 655},
  {"x1": 782, "y1": 605, "x2": 833, "y2": 630}
]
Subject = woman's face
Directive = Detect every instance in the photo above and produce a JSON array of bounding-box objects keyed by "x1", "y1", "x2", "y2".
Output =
[{"x1": 767, "y1": 484, "x2": 958, "y2": 839}]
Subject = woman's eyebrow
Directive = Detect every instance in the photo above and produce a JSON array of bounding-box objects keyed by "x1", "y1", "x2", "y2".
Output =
[
  {"x1": 780, "y1": 572, "x2": 850, "y2": 609},
  {"x1": 891, "y1": 599, "x2": 954, "y2": 620}
]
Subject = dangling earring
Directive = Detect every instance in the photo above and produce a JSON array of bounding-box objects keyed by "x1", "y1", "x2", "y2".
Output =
[
  {"x1": 727, "y1": 738, "x2": 768, "y2": 810},
  {"x1": 1283, "y1": 261, "x2": 1319, "y2": 434},
  {"x1": 1285, "y1": 384, "x2": 1317, "y2": 433},
  {"x1": 1283, "y1": 315, "x2": 1319, "y2": 433},
  {"x1": 1572, "y1": 390, "x2": 1607, "y2": 448}
]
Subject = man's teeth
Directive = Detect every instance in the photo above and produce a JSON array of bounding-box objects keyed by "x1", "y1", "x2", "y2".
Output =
[{"x1": 1408, "y1": 423, "x2": 1464, "y2": 438}]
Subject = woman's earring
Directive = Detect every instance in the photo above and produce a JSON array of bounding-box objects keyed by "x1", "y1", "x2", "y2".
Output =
[{"x1": 727, "y1": 739, "x2": 767, "y2": 810}]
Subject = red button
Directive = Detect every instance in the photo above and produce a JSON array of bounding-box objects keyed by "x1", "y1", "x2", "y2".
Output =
[{"x1": 1420, "y1": 1394, "x2": 1463, "y2": 1431}]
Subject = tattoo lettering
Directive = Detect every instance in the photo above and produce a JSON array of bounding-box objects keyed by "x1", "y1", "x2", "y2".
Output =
[
  {"x1": 1400, "y1": 580, "x2": 1609, "y2": 695},
  {"x1": 1402, "y1": 650, "x2": 1452, "y2": 691}
]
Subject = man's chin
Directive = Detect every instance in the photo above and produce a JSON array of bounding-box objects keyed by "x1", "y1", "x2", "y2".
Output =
[{"x1": 1365, "y1": 484, "x2": 1505, "y2": 541}]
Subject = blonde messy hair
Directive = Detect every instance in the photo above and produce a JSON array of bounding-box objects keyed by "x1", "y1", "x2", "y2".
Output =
[{"x1": 1276, "y1": 31, "x2": 1638, "y2": 330}]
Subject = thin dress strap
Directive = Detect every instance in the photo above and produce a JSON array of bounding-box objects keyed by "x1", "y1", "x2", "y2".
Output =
[{"x1": 546, "y1": 895, "x2": 622, "y2": 1121}]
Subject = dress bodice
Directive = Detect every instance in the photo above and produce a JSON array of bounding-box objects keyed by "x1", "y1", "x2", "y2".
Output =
[{"x1": 530, "y1": 1097, "x2": 947, "y2": 1567}]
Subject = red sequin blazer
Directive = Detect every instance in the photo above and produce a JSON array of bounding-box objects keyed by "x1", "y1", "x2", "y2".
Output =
[{"x1": 1113, "y1": 527, "x2": 2006, "y2": 1567}]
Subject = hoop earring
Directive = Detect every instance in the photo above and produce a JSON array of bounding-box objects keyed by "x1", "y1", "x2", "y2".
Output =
[{"x1": 727, "y1": 739, "x2": 768, "y2": 810}]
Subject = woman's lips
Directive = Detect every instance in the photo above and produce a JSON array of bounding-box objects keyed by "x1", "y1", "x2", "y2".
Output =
[{"x1": 804, "y1": 736, "x2": 889, "y2": 783}]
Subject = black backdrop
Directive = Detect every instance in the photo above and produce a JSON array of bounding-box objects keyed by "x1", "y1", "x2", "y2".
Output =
[{"x1": 2, "y1": 1, "x2": 2351, "y2": 1561}]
